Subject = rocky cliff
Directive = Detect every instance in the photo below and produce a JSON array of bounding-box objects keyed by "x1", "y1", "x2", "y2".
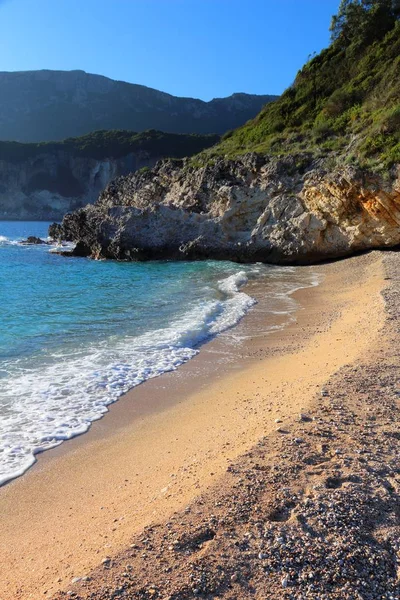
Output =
[
  {"x1": 0, "y1": 70, "x2": 277, "y2": 142},
  {"x1": 0, "y1": 130, "x2": 220, "y2": 220},
  {"x1": 0, "y1": 150, "x2": 161, "y2": 221},
  {"x1": 52, "y1": 154, "x2": 400, "y2": 264}
]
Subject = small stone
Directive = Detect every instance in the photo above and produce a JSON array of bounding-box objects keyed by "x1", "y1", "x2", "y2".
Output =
[
  {"x1": 282, "y1": 575, "x2": 289, "y2": 588},
  {"x1": 275, "y1": 418, "x2": 283, "y2": 423}
]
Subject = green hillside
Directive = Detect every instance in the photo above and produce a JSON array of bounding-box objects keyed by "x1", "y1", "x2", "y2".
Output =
[
  {"x1": 206, "y1": 0, "x2": 400, "y2": 169},
  {"x1": 0, "y1": 129, "x2": 220, "y2": 163}
]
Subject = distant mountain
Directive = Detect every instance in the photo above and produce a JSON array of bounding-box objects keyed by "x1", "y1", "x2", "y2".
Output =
[{"x1": 0, "y1": 70, "x2": 278, "y2": 142}]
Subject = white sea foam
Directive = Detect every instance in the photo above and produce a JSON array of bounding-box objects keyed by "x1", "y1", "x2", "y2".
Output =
[
  {"x1": 210, "y1": 271, "x2": 256, "y2": 334},
  {"x1": 48, "y1": 241, "x2": 76, "y2": 253},
  {"x1": 0, "y1": 235, "x2": 19, "y2": 246}
]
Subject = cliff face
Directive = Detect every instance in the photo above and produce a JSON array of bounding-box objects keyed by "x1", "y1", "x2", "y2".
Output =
[
  {"x1": 0, "y1": 151, "x2": 158, "y2": 220},
  {"x1": 0, "y1": 70, "x2": 277, "y2": 142},
  {"x1": 53, "y1": 155, "x2": 400, "y2": 264}
]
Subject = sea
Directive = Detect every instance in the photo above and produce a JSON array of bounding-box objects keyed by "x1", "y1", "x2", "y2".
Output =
[{"x1": 0, "y1": 221, "x2": 319, "y2": 486}]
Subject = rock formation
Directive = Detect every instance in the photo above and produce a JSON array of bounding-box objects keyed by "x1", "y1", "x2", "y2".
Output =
[
  {"x1": 0, "y1": 130, "x2": 221, "y2": 220},
  {"x1": 20, "y1": 236, "x2": 48, "y2": 245},
  {"x1": 0, "y1": 151, "x2": 155, "y2": 221},
  {"x1": 52, "y1": 154, "x2": 400, "y2": 264}
]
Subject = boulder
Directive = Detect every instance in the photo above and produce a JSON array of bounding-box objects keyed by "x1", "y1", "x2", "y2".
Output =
[{"x1": 21, "y1": 236, "x2": 47, "y2": 245}]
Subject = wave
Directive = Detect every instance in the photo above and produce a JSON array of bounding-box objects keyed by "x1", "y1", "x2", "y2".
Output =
[
  {"x1": 0, "y1": 269, "x2": 258, "y2": 486},
  {"x1": 48, "y1": 241, "x2": 76, "y2": 253},
  {"x1": 0, "y1": 235, "x2": 19, "y2": 246}
]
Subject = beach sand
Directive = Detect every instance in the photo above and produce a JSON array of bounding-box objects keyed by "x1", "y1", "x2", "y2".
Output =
[{"x1": 0, "y1": 250, "x2": 394, "y2": 599}]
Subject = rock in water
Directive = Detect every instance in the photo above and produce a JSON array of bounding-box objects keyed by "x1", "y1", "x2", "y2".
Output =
[
  {"x1": 53, "y1": 154, "x2": 400, "y2": 265},
  {"x1": 20, "y1": 236, "x2": 47, "y2": 245}
]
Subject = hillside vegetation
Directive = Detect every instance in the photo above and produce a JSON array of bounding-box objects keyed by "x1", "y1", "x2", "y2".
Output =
[
  {"x1": 206, "y1": 0, "x2": 400, "y2": 169},
  {"x1": 0, "y1": 129, "x2": 220, "y2": 163}
]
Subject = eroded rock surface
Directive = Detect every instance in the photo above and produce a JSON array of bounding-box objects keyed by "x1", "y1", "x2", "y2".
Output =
[{"x1": 54, "y1": 154, "x2": 400, "y2": 264}]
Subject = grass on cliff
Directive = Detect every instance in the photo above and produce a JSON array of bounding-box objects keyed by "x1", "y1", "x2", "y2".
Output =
[
  {"x1": 0, "y1": 129, "x2": 220, "y2": 163},
  {"x1": 202, "y1": 2, "x2": 400, "y2": 169}
]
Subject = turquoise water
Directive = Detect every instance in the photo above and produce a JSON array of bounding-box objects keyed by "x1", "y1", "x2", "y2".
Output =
[{"x1": 0, "y1": 221, "x2": 317, "y2": 486}]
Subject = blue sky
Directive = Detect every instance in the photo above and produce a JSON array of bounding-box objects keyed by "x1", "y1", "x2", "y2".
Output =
[{"x1": 0, "y1": 0, "x2": 339, "y2": 100}]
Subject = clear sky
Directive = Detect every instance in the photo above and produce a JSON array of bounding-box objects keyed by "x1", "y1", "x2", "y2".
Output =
[{"x1": 0, "y1": 0, "x2": 340, "y2": 100}]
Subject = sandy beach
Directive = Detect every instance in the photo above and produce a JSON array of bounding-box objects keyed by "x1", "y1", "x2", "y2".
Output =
[{"x1": 1, "y1": 249, "x2": 398, "y2": 600}]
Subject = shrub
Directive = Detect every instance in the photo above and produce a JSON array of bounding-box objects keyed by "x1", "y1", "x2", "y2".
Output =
[
  {"x1": 313, "y1": 120, "x2": 334, "y2": 141},
  {"x1": 382, "y1": 105, "x2": 400, "y2": 133}
]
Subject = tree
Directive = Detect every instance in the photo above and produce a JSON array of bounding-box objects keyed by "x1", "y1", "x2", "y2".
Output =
[
  {"x1": 306, "y1": 52, "x2": 321, "y2": 110},
  {"x1": 330, "y1": 0, "x2": 400, "y2": 43},
  {"x1": 330, "y1": 0, "x2": 352, "y2": 41},
  {"x1": 330, "y1": 0, "x2": 366, "y2": 42}
]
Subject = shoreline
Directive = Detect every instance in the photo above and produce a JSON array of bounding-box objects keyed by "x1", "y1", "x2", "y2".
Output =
[
  {"x1": 0, "y1": 251, "x2": 386, "y2": 599},
  {"x1": 0, "y1": 262, "x2": 318, "y2": 488}
]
